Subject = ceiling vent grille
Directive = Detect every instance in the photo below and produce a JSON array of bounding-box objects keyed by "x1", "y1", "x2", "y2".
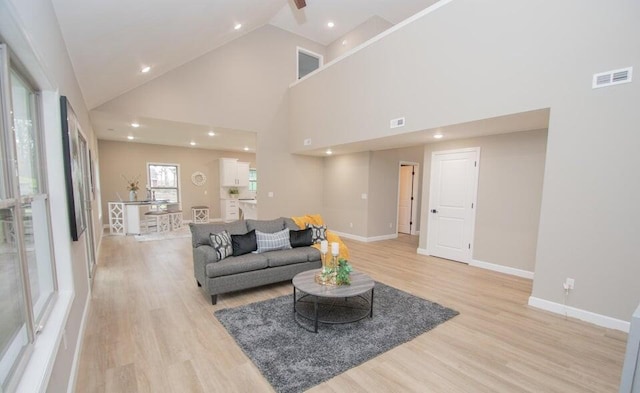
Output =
[{"x1": 592, "y1": 67, "x2": 633, "y2": 89}]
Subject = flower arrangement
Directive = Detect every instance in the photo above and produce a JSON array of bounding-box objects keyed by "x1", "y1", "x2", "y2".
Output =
[{"x1": 122, "y1": 174, "x2": 140, "y2": 191}]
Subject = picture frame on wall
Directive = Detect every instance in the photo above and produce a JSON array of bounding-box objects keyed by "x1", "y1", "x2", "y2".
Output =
[{"x1": 60, "y1": 96, "x2": 87, "y2": 241}]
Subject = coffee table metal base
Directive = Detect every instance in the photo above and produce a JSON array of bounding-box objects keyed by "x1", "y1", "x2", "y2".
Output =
[{"x1": 293, "y1": 286, "x2": 374, "y2": 333}]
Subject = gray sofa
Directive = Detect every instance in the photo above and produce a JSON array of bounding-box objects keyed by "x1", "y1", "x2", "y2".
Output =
[{"x1": 189, "y1": 217, "x2": 321, "y2": 304}]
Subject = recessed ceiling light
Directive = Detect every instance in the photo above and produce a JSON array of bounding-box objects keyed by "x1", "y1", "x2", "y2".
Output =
[
  {"x1": 234, "y1": 23, "x2": 242, "y2": 30},
  {"x1": 326, "y1": 149, "x2": 333, "y2": 155},
  {"x1": 190, "y1": 141, "x2": 196, "y2": 146},
  {"x1": 342, "y1": 40, "x2": 347, "y2": 45},
  {"x1": 141, "y1": 66, "x2": 151, "y2": 73},
  {"x1": 434, "y1": 134, "x2": 443, "y2": 139},
  {"x1": 127, "y1": 135, "x2": 134, "y2": 140},
  {"x1": 208, "y1": 131, "x2": 215, "y2": 136},
  {"x1": 243, "y1": 146, "x2": 250, "y2": 151},
  {"x1": 327, "y1": 21, "x2": 335, "y2": 28},
  {"x1": 131, "y1": 122, "x2": 140, "y2": 128}
]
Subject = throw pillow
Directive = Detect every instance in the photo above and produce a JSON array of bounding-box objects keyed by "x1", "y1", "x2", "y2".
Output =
[
  {"x1": 255, "y1": 228, "x2": 291, "y2": 253},
  {"x1": 231, "y1": 230, "x2": 257, "y2": 257},
  {"x1": 209, "y1": 230, "x2": 233, "y2": 261},
  {"x1": 289, "y1": 228, "x2": 313, "y2": 248},
  {"x1": 306, "y1": 224, "x2": 327, "y2": 244}
]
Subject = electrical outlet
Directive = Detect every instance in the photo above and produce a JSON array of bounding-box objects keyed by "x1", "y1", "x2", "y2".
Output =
[
  {"x1": 349, "y1": 222, "x2": 353, "y2": 228},
  {"x1": 565, "y1": 278, "x2": 575, "y2": 290},
  {"x1": 389, "y1": 223, "x2": 393, "y2": 228}
]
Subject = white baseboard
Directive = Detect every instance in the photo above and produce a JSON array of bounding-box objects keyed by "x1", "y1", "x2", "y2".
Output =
[
  {"x1": 417, "y1": 247, "x2": 429, "y2": 256},
  {"x1": 67, "y1": 294, "x2": 92, "y2": 393},
  {"x1": 332, "y1": 231, "x2": 398, "y2": 243},
  {"x1": 528, "y1": 296, "x2": 630, "y2": 332},
  {"x1": 470, "y1": 259, "x2": 534, "y2": 280}
]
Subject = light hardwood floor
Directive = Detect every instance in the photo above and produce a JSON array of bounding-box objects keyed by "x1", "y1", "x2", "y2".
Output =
[{"x1": 76, "y1": 233, "x2": 627, "y2": 392}]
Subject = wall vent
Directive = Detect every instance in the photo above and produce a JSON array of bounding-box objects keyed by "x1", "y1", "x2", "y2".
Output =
[
  {"x1": 592, "y1": 67, "x2": 632, "y2": 89},
  {"x1": 390, "y1": 117, "x2": 405, "y2": 129}
]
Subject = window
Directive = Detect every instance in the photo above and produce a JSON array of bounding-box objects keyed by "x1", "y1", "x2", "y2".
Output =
[
  {"x1": 249, "y1": 168, "x2": 257, "y2": 192},
  {"x1": 0, "y1": 44, "x2": 56, "y2": 390},
  {"x1": 148, "y1": 163, "x2": 180, "y2": 203},
  {"x1": 297, "y1": 47, "x2": 323, "y2": 80}
]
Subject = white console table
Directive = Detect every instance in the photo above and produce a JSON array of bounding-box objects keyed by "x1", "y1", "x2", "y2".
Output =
[{"x1": 108, "y1": 200, "x2": 173, "y2": 235}]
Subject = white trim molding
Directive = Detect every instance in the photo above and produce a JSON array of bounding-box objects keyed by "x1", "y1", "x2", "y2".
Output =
[
  {"x1": 67, "y1": 293, "x2": 91, "y2": 393},
  {"x1": 417, "y1": 247, "x2": 429, "y2": 256},
  {"x1": 528, "y1": 296, "x2": 630, "y2": 333},
  {"x1": 470, "y1": 259, "x2": 534, "y2": 280},
  {"x1": 332, "y1": 231, "x2": 397, "y2": 243}
]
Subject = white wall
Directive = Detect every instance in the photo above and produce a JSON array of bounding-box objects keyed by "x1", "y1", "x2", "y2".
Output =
[
  {"x1": 289, "y1": 0, "x2": 640, "y2": 322},
  {"x1": 323, "y1": 145, "x2": 424, "y2": 239},
  {"x1": 325, "y1": 16, "x2": 393, "y2": 62}
]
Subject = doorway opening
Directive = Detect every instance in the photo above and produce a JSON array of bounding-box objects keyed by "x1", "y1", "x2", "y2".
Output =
[{"x1": 397, "y1": 162, "x2": 419, "y2": 235}]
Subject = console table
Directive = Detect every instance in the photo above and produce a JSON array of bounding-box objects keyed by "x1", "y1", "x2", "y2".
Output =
[{"x1": 108, "y1": 200, "x2": 172, "y2": 235}]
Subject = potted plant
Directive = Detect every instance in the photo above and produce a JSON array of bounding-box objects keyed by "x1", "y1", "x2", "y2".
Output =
[{"x1": 228, "y1": 187, "x2": 239, "y2": 199}]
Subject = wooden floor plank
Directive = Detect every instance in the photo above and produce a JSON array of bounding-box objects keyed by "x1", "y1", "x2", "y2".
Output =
[{"x1": 75, "y1": 232, "x2": 627, "y2": 392}]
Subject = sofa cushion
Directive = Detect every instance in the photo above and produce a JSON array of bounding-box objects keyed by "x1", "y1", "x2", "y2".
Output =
[
  {"x1": 231, "y1": 230, "x2": 257, "y2": 256},
  {"x1": 264, "y1": 247, "x2": 320, "y2": 268},
  {"x1": 190, "y1": 220, "x2": 248, "y2": 248},
  {"x1": 290, "y1": 228, "x2": 313, "y2": 248},
  {"x1": 306, "y1": 224, "x2": 327, "y2": 243},
  {"x1": 283, "y1": 217, "x2": 299, "y2": 231},
  {"x1": 246, "y1": 218, "x2": 285, "y2": 234},
  {"x1": 205, "y1": 253, "x2": 268, "y2": 278},
  {"x1": 210, "y1": 230, "x2": 233, "y2": 261},
  {"x1": 256, "y1": 228, "x2": 291, "y2": 253}
]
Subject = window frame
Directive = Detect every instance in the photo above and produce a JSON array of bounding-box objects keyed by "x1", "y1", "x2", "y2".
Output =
[
  {"x1": 147, "y1": 162, "x2": 181, "y2": 205},
  {"x1": 0, "y1": 43, "x2": 58, "y2": 391},
  {"x1": 296, "y1": 46, "x2": 323, "y2": 80},
  {"x1": 248, "y1": 168, "x2": 257, "y2": 193}
]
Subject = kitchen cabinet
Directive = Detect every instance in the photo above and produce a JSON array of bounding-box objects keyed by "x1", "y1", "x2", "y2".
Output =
[
  {"x1": 220, "y1": 158, "x2": 250, "y2": 187},
  {"x1": 221, "y1": 199, "x2": 239, "y2": 221}
]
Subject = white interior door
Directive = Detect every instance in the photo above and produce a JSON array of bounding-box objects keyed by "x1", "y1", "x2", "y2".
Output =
[
  {"x1": 398, "y1": 164, "x2": 419, "y2": 234},
  {"x1": 426, "y1": 148, "x2": 479, "y2": 263}
]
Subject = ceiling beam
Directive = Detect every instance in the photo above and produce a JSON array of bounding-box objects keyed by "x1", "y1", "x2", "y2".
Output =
[{"x1": 293, "y1": 0, "x2": 306, "y2": 9}]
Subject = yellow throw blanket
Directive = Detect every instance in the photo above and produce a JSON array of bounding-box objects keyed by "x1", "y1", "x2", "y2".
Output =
[{"x1": 291, "y1": 214, "x2": 350, "y2": 260}]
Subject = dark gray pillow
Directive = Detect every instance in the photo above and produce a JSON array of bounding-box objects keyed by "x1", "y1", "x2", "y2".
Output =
[
  {"x1": 290, "y1": 228, "x2": 313, "y2": 248},
  {"x1": 231, "y1": 230, "x2": 257, "y2": 256},
  {"x1": 209, "y1": 230, "x2": 233, "y2": 261}
]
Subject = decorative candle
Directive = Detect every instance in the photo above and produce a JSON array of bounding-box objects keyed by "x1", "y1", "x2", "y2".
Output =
[
  {"x1": 331, "y1": 242, "x2": 339, "y2": 256},
  {"x1": 320, "y1": 240, "x2": 328, "y2": 253}
]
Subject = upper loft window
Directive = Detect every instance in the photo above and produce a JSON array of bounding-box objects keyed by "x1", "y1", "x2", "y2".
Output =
[{"x1": 297, "y1": 47, "x2": 323, "y2": 80}]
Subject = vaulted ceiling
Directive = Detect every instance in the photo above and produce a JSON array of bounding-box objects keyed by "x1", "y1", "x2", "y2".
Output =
[
  {"x1": 52, "y1": 0, "x2": 439, "y2": 110},
  {"x1": 51, "y1": 0, "x2": 439, "y2": 151}
]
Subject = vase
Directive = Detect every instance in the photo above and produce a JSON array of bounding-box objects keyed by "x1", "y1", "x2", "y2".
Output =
[{"x1": 129, "y1": 190, "x2": 137, "y2": 201}]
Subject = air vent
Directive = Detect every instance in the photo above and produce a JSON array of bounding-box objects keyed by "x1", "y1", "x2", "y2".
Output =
[
  {"x1": 592, "y1": 67, "x2": 632, "y2": 89},
  {"x1": 390, "y1": 117, "x2": 405, "y2": 129}
]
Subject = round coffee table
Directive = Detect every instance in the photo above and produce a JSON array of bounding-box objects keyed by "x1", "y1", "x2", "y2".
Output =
[{"x1": 292, "y1": 269, "x2": 375, "y2": 333}]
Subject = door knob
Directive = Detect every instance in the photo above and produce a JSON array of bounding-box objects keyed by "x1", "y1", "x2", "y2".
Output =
[{"x1": 431, "y1": 209, "x2": 438, "y2": 213}]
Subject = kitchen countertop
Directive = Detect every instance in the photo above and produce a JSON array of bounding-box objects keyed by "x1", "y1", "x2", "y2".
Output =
[{"x1": 238, "y1": 199, "x2": 257, "y2": 205}]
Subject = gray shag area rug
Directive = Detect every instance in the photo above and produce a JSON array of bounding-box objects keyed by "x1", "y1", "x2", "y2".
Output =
[{"x1": 214, "y1": 282, "x2": 458, "y2": 393}]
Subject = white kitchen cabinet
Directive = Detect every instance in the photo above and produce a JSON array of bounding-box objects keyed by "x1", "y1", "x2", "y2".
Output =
[
  {"x1": 220, "y1": 158, "x2": 250, "y2": 187},
  {"x1": 236, "y1": 162, "x2": 250, "y2": 187},
  {"x1": 221, "y1": 199, "x2": 239, "y2": 221}
]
